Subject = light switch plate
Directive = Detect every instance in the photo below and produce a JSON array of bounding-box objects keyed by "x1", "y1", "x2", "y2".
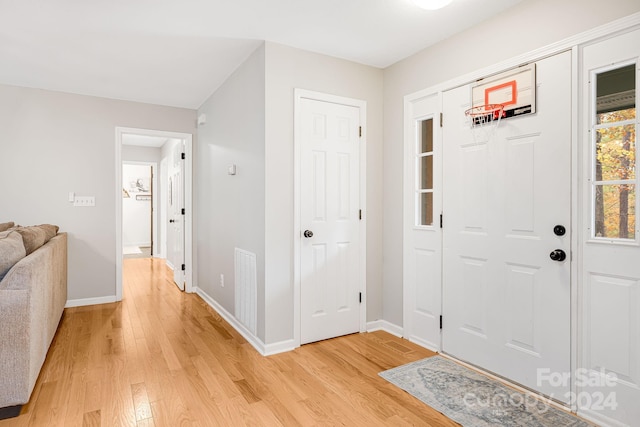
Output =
[{"x1": 74, "y1": 196, "x2": 95, "y2": 207}]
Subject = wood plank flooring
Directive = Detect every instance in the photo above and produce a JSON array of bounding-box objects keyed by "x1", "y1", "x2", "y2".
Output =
[{"x1": 1, "y1": 258, "x2": 459, "y2": 427}]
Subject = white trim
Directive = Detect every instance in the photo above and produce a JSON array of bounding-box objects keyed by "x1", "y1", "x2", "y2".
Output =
[
  {"x1": 366, "y1": 320, "x2": 404, "y2": 338},
  {"x1": 65, "y1": 296, "x2": 117, "y2": 308},
  {"x1": 195, "y1": 288, "x2": 296, "y2": 357},
  {"x1": 293, "y1": 89, "x2": 368, "y2": 348},
  {"x1": 569, "y1": 45, "x2": 580, "y2": 414},
  {"x1": 122, "y1": 160, "x2": 158, "y2": 256},
  {"x1": 115, "y1": 127, "x2": 195, "y2": 302}
]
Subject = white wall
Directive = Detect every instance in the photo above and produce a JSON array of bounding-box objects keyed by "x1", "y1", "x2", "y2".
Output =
[
  {"x1": 0, "y1": 84, "x2": 196, "y2": 303},
  {"x1": 122, "y1": 145, "x2": 161, "y2": 163},
  {"x1": 381, "y1": 0, "x2": 640, "y2": 327},
  {"x1": 122, "y1": 164, "x2": 152, "y2": 247},
  {"x1": 196, "y1": 45, "x2": 267, "y2": 340},
  {"x1": 264, "y1": 42, "x2": 384, "y2": 344}
]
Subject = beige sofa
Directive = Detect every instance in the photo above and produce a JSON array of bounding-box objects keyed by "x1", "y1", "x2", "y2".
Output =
[{"x1": 0, "y1": 223, "x2": 67, "y2": 416}]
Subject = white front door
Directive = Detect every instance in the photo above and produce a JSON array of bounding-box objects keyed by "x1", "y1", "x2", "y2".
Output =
[
  {"x1": 580, "y1": 29, "x2": 640, "y2": 427},
  {"x1": 167, "y1": 141, "x2": 185, "y2": 291},
  {"x1": 299, "y1": 96, "x2": 361, "y2": 345},
  {"x1": 442, "y1": 51, "x2": 572, "y2": 400}
]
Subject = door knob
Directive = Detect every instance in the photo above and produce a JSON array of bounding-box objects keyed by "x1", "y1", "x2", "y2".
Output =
[
  {"x1": 549, "y1": 249, "x2": 566, "y2": 262},
  {"x1": 553, "y1": 225, "x2": 566, "y2": 236},
  {"x1": 169, "y1": 219, "x2": 175, "y2": 223},
  {"x1": 303, "y1": 230, "x2": 314, "y2": 238}
]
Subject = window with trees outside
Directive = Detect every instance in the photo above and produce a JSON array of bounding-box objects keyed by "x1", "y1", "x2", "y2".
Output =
[
  {"x1": 591, "y1": 63, "x2": 637, "y2": 240},
  {"x1": 417, "y1": 118, "x2": 434, "y2": 226}
]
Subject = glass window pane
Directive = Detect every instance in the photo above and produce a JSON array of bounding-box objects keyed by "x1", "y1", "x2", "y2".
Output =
[
  {"x1": 595, "y1": 124, "x2": 636, "y2": 181},
  {"x1": 598, "y1": 107, "x2": 636, "y2": 125},
  {"x1": 420, "y1": 119, "x2": 433, "y2": 153},
  {"x1": 421, "y1": 155, "x2": 433, "y2": 190},
  {"x1": 594, "y1": 184, "x2": 636, "y2": 239},
  {"x1": 596, "y1": 64, "x2": 635, "y2": 124},
  {"x1": 419, "y1": 192, "x2": 433, "y2": 226}
]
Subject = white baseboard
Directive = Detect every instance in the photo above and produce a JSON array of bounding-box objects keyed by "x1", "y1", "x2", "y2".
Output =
[
  {"x1": 65, "y1": 295, "x2": 118, "y2": 308},
  {"x1": 195, "y1": 288, "x2": 296, "y2": 357},
  {"x1": 366, "y1": 320, "x2": 404, "y2": 337}
]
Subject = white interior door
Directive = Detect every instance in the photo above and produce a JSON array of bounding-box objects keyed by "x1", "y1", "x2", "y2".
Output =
[
  {"x1": 167, "y1": 141, "x2": 185, "y2": 291},
  {"x1": 299, "y1": 97, "x2": 361, "y2": 345},
  {"x1": 442, "y1": 51, "x2": 572, "y2": 401},
  {"x1": 580, "y1": 29, "x2": 640, "y2": 427}
]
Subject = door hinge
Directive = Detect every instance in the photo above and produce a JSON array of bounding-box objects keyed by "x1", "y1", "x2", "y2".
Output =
[
  {"x1": 439, "y1": 315, "x2": 443, "y2": 329},
  {"x1": 440, "y1": 214, "x2": 443, "y2": 228},
  {"x1": 359, "y1": 126, "x2": 362, "y2": 138},
  {"x1": 181, "y1": 208, "x2": 185, "y2": 215},
  {"x1": 359, "y1": 209, "x2": 362, "y2": 220},
  {"x1": 181, "y1": 264, "x2": 186, "y2": 271},
  {"x1": 440, "y1": 112, "x2": 443, "y2": 127},
  {"x1": 359, "y1": 292, "x2": 362, "y2": 303},
  {"x1": 181, "y1": 152, "x2": 185, "y2": 160}
]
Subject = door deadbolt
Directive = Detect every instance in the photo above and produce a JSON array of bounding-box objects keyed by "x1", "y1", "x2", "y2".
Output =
[{"x1": 553, "y1": 225, "x2": 566, "y2": 236}]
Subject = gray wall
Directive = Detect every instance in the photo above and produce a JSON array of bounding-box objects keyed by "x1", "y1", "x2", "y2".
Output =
[
  {"x1": 381, "y1": 0, "x2": 640, "y2": 327},
  {"x1": 264, "y1": 42, "x2": 384, "y2": 344},
  {"x1": 196, "y1": 45, "x2": 267, "y2": 340},
  {"x1": 0, "y1": 84, "x2": 196, "y2": 302}
]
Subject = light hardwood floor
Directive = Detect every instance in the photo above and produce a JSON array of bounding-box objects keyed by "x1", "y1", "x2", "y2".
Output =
[{"x1": 1, "y1": 258, "x2": 459, "y2": 427}]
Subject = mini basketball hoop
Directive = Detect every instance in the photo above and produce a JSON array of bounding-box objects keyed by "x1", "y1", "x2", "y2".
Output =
[{"x1": 464, "y1": 104, "x2": 505, "y2": 143}]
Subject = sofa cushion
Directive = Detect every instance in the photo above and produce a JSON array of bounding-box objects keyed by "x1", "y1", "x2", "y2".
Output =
[
  {"x1": 0, "y1": 222, "x2": 14, "y2": 232},
  {"x1": 11, "y1": 224, "x2": 59, "y2": 255},
  {"x1": 13, "y1": 226, "x2": 45, "y2": 255},
  {"x1": 0, "y1": 230, "x2": 26, "y2": 281},
  {"x1": 38, "y1": 224, "x2": 59, "y2": 242}
]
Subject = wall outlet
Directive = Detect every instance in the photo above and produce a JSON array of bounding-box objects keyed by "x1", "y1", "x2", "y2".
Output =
[{"x1": 220, "y1": 273, "x2": 224, "y2": 287}]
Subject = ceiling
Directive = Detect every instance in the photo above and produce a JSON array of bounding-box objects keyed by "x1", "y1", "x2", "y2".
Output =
[{"x1": 0, "y1": 0, "x2": 524, "y2": 109}]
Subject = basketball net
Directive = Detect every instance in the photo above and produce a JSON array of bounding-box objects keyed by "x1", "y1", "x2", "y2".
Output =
[{"x1": 464, "y1": 104, "x2": 505, "y2": 144}]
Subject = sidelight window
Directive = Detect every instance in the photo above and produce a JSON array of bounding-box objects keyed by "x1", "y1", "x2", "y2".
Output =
[{"x1": 417, "y1": 118, "x2": 434, "y2": 226}]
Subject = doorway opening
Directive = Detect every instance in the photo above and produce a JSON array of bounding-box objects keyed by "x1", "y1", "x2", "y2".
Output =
[
  {"x1": 115, "y1": 127, "x2": 194, "y2": 300},
  {"x1": 122, "y1": 162, "x2": 156, "y2": 259}
]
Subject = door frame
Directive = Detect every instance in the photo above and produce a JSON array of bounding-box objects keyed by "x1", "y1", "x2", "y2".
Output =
[
  {"x1": 292, "y1": 89, "x2": 367, "y2": 348},
  {"x1": 115, "y1": 127, "x2": 194, "y2": 300}
]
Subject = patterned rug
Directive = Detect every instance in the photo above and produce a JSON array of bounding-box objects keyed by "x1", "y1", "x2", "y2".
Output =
[{"x1": 379, "y1": 356, "x2": 592, "y2": 427}]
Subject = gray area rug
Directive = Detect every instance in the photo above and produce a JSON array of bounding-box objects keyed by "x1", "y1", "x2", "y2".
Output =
[{"x1": 379, "y1": 356, "x2": 592, "y2": 427}]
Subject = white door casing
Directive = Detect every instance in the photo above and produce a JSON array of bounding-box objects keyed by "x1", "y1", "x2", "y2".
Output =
[
  {"x1": 580, "y1": 29, "x2": 640, "y2": 427},
  {"x1": 403, "y1": 92, "x2": 443, "y2": 351},
  {"x1": 442, "y1": 51, "x2": 572, "y2": 401},
  {"x1": 115, "y1": 127, "x2": 194, "y2": 301},
  {"x1": 295, "y1": 90, "x2": 366, "y2": 346}
]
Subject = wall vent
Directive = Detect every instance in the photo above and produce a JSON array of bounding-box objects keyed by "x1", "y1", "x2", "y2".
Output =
[{"x1": 234, "y1": 248, "x2": 257, "y2": 335}]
